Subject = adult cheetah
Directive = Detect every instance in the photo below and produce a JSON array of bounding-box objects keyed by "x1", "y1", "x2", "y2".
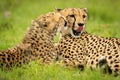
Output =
[
  {"x1": 56, "y1": 8, "x2": 120, "y2": 76},
  {"x1": 0, "y1": 12, "x2": 67, "y2": 68}
]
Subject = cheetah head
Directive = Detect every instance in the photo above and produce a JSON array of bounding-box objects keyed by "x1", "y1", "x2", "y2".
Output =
[
  {"x1": 56, "y1": 8, "x2": 88, "y2": 38},
  {"x1": 33, "y1": 12, "x2": 67, "y2": 36}
]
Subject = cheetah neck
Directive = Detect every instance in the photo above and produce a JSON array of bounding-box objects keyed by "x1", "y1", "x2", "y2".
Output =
[{"x1": 23, "y1": 26, "x2": 58, "y2": 44}]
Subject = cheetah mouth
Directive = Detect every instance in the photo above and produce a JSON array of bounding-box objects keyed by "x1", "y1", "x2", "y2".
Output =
[
  {"x1": 72, "y1": 28, "x2": 82, "y2": 36},
  {"x1": 71, "y1": 26, "x2": 84, "y2": 37}
]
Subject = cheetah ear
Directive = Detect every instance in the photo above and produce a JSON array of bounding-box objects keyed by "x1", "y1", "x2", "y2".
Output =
[
  {"x1": 83, "y1": 8, "x2": 87, "y2": 13},
  {"x1": 54, "y1": 7, "x2": 62, "y2": 12}
]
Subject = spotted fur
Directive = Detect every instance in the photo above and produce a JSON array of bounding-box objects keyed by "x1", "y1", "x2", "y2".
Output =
[
  {"x1": 0, "y1": 12, "x2": 67, "y2": 68},
  {"x1": 57, "y1": 8, "x2": 120, "y2": 76}
]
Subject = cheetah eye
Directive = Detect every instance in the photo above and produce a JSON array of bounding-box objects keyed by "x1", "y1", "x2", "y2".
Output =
[
  {"x1": 69, "y1": 14, "x2": 75, "y2": 17},
  {"x1": 83, "y1": 15, "x2": 86, "y2": 18}
]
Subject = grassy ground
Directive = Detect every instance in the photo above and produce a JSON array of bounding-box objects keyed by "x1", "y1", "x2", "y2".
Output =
[
  {"x1": 0, "y1": 62, "x2": 120, "y2": 80},
  {"x1": 0, "y1": 0, "x2": 120, "y2": 80}
]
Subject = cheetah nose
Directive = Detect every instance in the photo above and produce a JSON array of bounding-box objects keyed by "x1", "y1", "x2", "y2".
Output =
[{"x1": 78, "y1": 23, "x2": 84, "y2": 26}]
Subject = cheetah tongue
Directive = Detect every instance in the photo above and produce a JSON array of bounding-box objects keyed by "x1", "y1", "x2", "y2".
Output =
[{"x1": 76, "y1": 26, "x2": 83, "y2": 32}]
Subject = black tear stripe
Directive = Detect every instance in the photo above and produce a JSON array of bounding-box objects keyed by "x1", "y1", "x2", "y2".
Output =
[
  {"x1": 66, "y1": 9, "x2": 76, "y2": 29},
  {"x1": 72, "y1": 9, "x2": 76, "y2": 28}
]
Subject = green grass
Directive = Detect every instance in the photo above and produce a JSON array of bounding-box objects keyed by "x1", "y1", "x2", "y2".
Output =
[
  {"x1": 0, "y1": 0, "x2": 120, "y2": 80},
  {"x1": 0, "y1": 62, "x2": 120, "y2": 80}
]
